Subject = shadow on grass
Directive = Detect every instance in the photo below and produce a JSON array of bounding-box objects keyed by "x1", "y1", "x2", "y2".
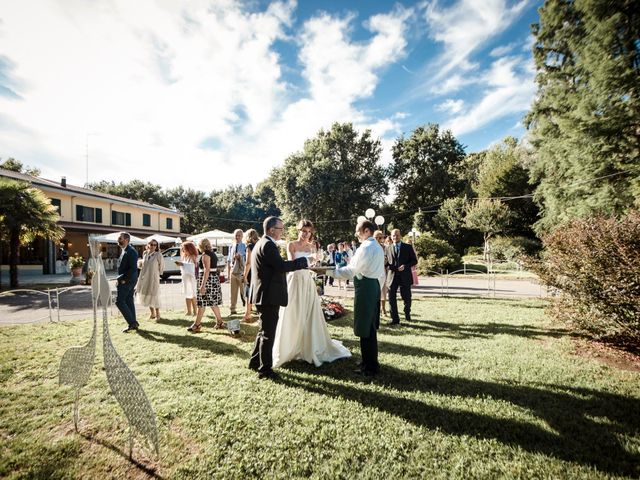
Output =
[
  {"x1": 154, "y1": 317, "x2": 259, "y2": 345},
  {"x1": 340, "y1": 337, "x2": 459, "y2": 360},
  {"x1": 79, "y1": 432, "x2": 163, "y2": 479},
  {"x1": 377, "y1": 318, "x2": 576, "y2": 341},
  {"x1": 279, "y1": 364, "x2": 640, "y2": 477},
  {"x1": 136, "y1": 329, "x2": 247, "y2": 357}
]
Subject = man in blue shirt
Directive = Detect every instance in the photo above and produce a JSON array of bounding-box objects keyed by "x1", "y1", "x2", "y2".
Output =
[{"x1": 228, "y1": 229, "x2": 247, "y2": 314}]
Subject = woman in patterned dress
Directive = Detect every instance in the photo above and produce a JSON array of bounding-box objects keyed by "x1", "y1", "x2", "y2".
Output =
[{"x1": 187, "y1": 238, "x2": 224, "y2": 333}]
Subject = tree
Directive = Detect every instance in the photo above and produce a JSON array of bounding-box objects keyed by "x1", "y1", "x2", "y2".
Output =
[
  {"x1": 389, "y1": 124, "x2": 467, "y2": 232},
  {"x1": 0, "y1": 179, "x2": 64, "y2": 288},
  {"x1": 165, "y1": 187, "x2": 211, "y2": 235},
  {"x1": 1, "y1": 158, "x2": 41, "y2": 176},
  {"x1": 473, "y1": 137, "x2": 539, "y2": 238},
  {"x1": 269, "y1": 123, "x2": 388, "y2": 242},
  {"x1": 464, "y1": 199, "x2": 512, "y2": 262},
  {"x1": 431, "y1": 196, "x2": 482, "y2": 253},
  {"x1": 89, "y1": 180, "x2": 169, "y2": 207},
  {"x1": 209, "y1": 185, "x2": 267, "y2": 233},
  {"x1": 526, "y1": 0, "x2": 640, "y2": 233}
]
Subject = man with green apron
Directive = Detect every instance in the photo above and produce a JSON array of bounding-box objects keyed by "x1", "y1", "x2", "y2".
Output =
[{"x1": 329, "y1": 220, "x2": 385, "y2": 376}]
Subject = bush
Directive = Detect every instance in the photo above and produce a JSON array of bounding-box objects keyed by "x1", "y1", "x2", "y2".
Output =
[
  {"x1": 414, "y1": 234, "x2": 462, "y2": 274},
  {"x1": 491, "y1": 236, "x2": 541, "y2": 262},
  {"x1": 532, "y1": 210, "x2": 640, "y2": 346},
  {"x1": 465, "y1": 246, "x2": 484, "y2": 256}
]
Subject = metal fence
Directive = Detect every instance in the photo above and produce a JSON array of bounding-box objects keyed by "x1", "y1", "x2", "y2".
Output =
[{"x1": 0, "y1": 280, "x2": 191, "y2": 324}]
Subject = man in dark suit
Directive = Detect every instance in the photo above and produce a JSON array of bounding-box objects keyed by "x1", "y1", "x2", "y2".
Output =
[
  {"x1": 248, "y1": 216, "x2": 309, "y2": 379},
  {"x1": 115, "y1": 232, "x2": 139, "y2": 333},
  {"x1": 387, "y1": 228, "x2": 418, "y2": 325}
]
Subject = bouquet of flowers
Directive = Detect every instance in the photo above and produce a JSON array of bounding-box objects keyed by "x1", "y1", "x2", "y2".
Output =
[{"x1": 321, "y1": 298, "x2": 346, "y2": 321}]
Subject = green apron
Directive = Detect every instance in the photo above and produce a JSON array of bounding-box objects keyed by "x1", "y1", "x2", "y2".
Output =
[{"x1": 353, "y1": 276, "x2": 381, "y2": 338}]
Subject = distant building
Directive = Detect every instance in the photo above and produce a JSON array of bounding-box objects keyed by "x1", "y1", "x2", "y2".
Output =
[{"x1": 0, "y1": 168, "x2": 184, "y2": 275}]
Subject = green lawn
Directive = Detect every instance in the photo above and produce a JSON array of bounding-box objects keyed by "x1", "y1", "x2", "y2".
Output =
[{"x1": 1, "y1": 298, "x2": 639, "y2": 479}]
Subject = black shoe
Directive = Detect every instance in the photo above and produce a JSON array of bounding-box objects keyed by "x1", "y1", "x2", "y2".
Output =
[
  {"x1": 248, "y1": 364, "x2": 259, "y2": 372},
  {"x1": 122, "y1": 326, "x2": 138, "y2": 333},
  {"x1": 405, "y1": 316, "x2": 412, "y2": 322},
  {"x1": 258, "y1": 370, "x2": 280, "y2": 381}
]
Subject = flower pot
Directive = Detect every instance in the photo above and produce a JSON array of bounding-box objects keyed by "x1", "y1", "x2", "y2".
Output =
[{"x1": 70, "y1": 267, "x2": 84, "y2": 285}]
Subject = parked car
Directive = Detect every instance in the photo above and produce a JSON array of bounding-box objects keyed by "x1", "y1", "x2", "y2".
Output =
[{"x1": 160, "y1": 247, "x2": 226, "y2": 280}]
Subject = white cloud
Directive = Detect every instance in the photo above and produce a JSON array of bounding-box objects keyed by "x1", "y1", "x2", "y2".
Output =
[
  {"x1": 0, "y1": 1, "x2": 410, "y2": 191},
  {"x1": 424, "y1": 0, "x2": 529, "y2": 80},
  {"x1": 444, "y1": 55, "x2": 536, "y2": 136},
  {"x1": 436, "y1": 98, "x2": 465, "y2": 114},
  {"x1": 489, "y1": 42, "x2": 516, "y2": 57}
]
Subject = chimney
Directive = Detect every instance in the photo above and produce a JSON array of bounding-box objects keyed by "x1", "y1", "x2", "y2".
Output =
[{"x1": 61, "y1": 176, "x2": 67, "y2": 187}]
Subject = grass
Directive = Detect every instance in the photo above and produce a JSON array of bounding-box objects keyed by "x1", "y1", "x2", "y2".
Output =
[{"x1": 1, "y1": 298, "x2": 639, "y2": 479}]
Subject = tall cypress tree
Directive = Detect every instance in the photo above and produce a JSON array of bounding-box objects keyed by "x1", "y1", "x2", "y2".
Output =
[{"x1": 526, "y1": 0, "x2": 640, "y2": 233}]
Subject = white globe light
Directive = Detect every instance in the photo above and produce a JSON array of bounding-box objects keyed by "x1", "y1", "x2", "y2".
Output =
[
  {"x1": 365, "y1": 208, "x2": 375, "y2": 219},
  {"x1": 374, "y1": 215, "x2": 384, "y2": 226},
  {"x1": 357, "y1": 215, "x2": 367, "y2": 224}
]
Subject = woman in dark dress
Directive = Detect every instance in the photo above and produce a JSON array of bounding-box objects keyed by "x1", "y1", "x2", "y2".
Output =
[
  {"x1": 188, "y1": 238, "x2": 224, "y2": 333},
  {"x1": 242, "y1": 228, "x2": 259, "y2": 323}
]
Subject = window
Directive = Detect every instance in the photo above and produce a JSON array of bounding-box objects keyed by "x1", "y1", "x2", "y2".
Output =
[
  {"x1": 143, "y1": 213, "x2": 151, "y2": 227},
  {"x1": 76, "y1": 205, "x2": 102, "y2": 223},
  {"x1": 166, "y1": 218, "x2": 173, "y2": 230},
  {"x1": 51, "y1": 198, "x2": 61, "y2": 214},
  {"x1": 112, "y1": 211, "x2": 131, "y2": 226}
]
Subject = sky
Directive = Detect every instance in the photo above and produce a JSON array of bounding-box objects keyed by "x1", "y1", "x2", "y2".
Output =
[{"x1": 0, "y1": 0, "x2": 541, "y2": 192}]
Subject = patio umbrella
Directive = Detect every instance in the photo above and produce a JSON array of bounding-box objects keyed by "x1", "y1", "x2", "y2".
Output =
[
  {"x1": 90, "y1": 232, "x2": 147, "y2": 246},
  {"x1": 144, "y1": 234, "x2": 181, "y2": 244},
  {"x1": 187, "y1": 229, "x2": 235, "y2": 247}
]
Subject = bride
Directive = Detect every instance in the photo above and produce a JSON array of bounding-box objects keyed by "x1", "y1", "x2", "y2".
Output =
[{"x1": 273, "y1": 219, "x2": 351, "y2": 368}]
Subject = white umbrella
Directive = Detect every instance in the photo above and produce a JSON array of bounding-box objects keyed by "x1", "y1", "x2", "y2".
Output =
[
  {"x1": 187, "y1": 229, "x2": 235, "y2": 247},
  {"x1": 144, "y1": 233, "x2": 181, "y2": 244},
  {"x1": 90, "y1": 232, "x2": 147, "y2": 245}
]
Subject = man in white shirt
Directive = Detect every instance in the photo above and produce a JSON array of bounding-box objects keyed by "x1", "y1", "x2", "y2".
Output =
[{"x1": 329, "y1": 220, "x2": 385, "y2": 377}]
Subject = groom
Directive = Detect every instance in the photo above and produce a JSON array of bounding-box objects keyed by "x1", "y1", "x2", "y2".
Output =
[{"x1": 248, "y1": 216, "x2": 309, "y2": 380}]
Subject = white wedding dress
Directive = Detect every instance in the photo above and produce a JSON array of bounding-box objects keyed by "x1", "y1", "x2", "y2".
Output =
[{"x1": 273, "y1": 252, "x2": 351, "y2": 368}]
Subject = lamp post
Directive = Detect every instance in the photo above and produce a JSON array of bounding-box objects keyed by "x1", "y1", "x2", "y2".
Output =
[
  {"x1": 374, "y1": 215, "x2": 384, "y2": 229},
  {"x1": 409, "y1": 228, "x2": 418, "y2": 245},
  {"x1": 365, "y1": 208, "x2": 375, "y2": 220}
]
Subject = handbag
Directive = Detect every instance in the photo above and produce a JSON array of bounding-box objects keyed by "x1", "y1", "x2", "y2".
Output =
[{"x1": 411, "y1": 265, "x2": 419, "y2": 286}]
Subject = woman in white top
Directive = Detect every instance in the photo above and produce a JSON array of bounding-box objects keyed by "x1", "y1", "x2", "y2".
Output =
[
  {"x1": 177, "y1": 241, "x2": 199, "y2": 316},
  {"x1": 272, "y1": 219, "x2": 351, "y2": 368},
  {"x1": 136, "y1": 239, "x2": 164, "y2": 320}
]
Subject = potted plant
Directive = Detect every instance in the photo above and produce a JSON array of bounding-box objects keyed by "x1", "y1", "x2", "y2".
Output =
[{"x1": 68, "y1": 253, "x2": 84, "y2": 284}]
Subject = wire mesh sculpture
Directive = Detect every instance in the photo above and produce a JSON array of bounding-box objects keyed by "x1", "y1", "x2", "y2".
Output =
[{"x1": 59, "y1": 239, "x2": 159, "y2": 458}]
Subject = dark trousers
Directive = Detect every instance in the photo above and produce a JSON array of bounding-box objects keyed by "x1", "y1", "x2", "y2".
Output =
[
  {"x1": 389, "y1": 278, "x2": 412, "y2": 323},
  {"x1": 249, "y1": 305, "x2": 279, "y2": 374},
  {"x1": 360, "y1": 322, "x2": 379, "y2": 373},
  {"x1": 116, "y1": 283, "x2": 137, "y2": 327}
]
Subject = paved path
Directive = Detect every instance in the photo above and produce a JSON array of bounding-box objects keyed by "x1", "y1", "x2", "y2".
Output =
[{"x1": 0, "y1": 274, "x2": 547, "y2": 326}]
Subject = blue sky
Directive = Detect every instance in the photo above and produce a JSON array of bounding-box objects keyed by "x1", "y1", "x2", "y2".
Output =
[{"x1": 0, "y1": 0, "x2": 541, "y2": 191}]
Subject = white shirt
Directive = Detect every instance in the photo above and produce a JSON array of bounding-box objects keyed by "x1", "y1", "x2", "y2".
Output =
[{"x1": 330, "y1": 237, "x2": 385, "y2": 288}]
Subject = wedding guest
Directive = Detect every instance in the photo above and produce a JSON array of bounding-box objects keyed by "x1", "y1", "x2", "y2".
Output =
[
  {"x1": 136, "y1": 239, "x2": 164, "y2": 320},
  {"x1": 324, "y1": 243, "x2": 336, "y2": 286},
  {"x1": 227, "y1": 228, "x2": 247, "y2": 314},
  {"x1": 188, "y1": 238, "x2": 224, "y2": 333},
  {"x1": 329, "y1": 220, "x2": 385, "y2": 377},
  {"x1": 335, "y1": 243, "x2": 348, "y2": 290},
  {"x1": 374, "y1": 230, "x2": 388, "y2": 316},
  {"x1": 242, "y1": 228, "x2": 259, "y2": 323},
  {"x1": 179, "y1": 241, "x2": 198, "y2": 316},
  {"x1": 116, "y1": 232, "x2": 139, "y2": 333},
  {"x1": 387, "y1": 229, "x2": 418, "y2": 325}
]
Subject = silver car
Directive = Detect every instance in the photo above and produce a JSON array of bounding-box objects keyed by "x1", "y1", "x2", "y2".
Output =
[{"x1": 160, "y1": 247, "x2": 226, "y2": 280}]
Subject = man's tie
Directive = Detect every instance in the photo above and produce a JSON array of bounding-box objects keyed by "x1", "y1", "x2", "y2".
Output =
[{"x1": 394, "y1": 243, "x2": 400, "y2": 265}]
